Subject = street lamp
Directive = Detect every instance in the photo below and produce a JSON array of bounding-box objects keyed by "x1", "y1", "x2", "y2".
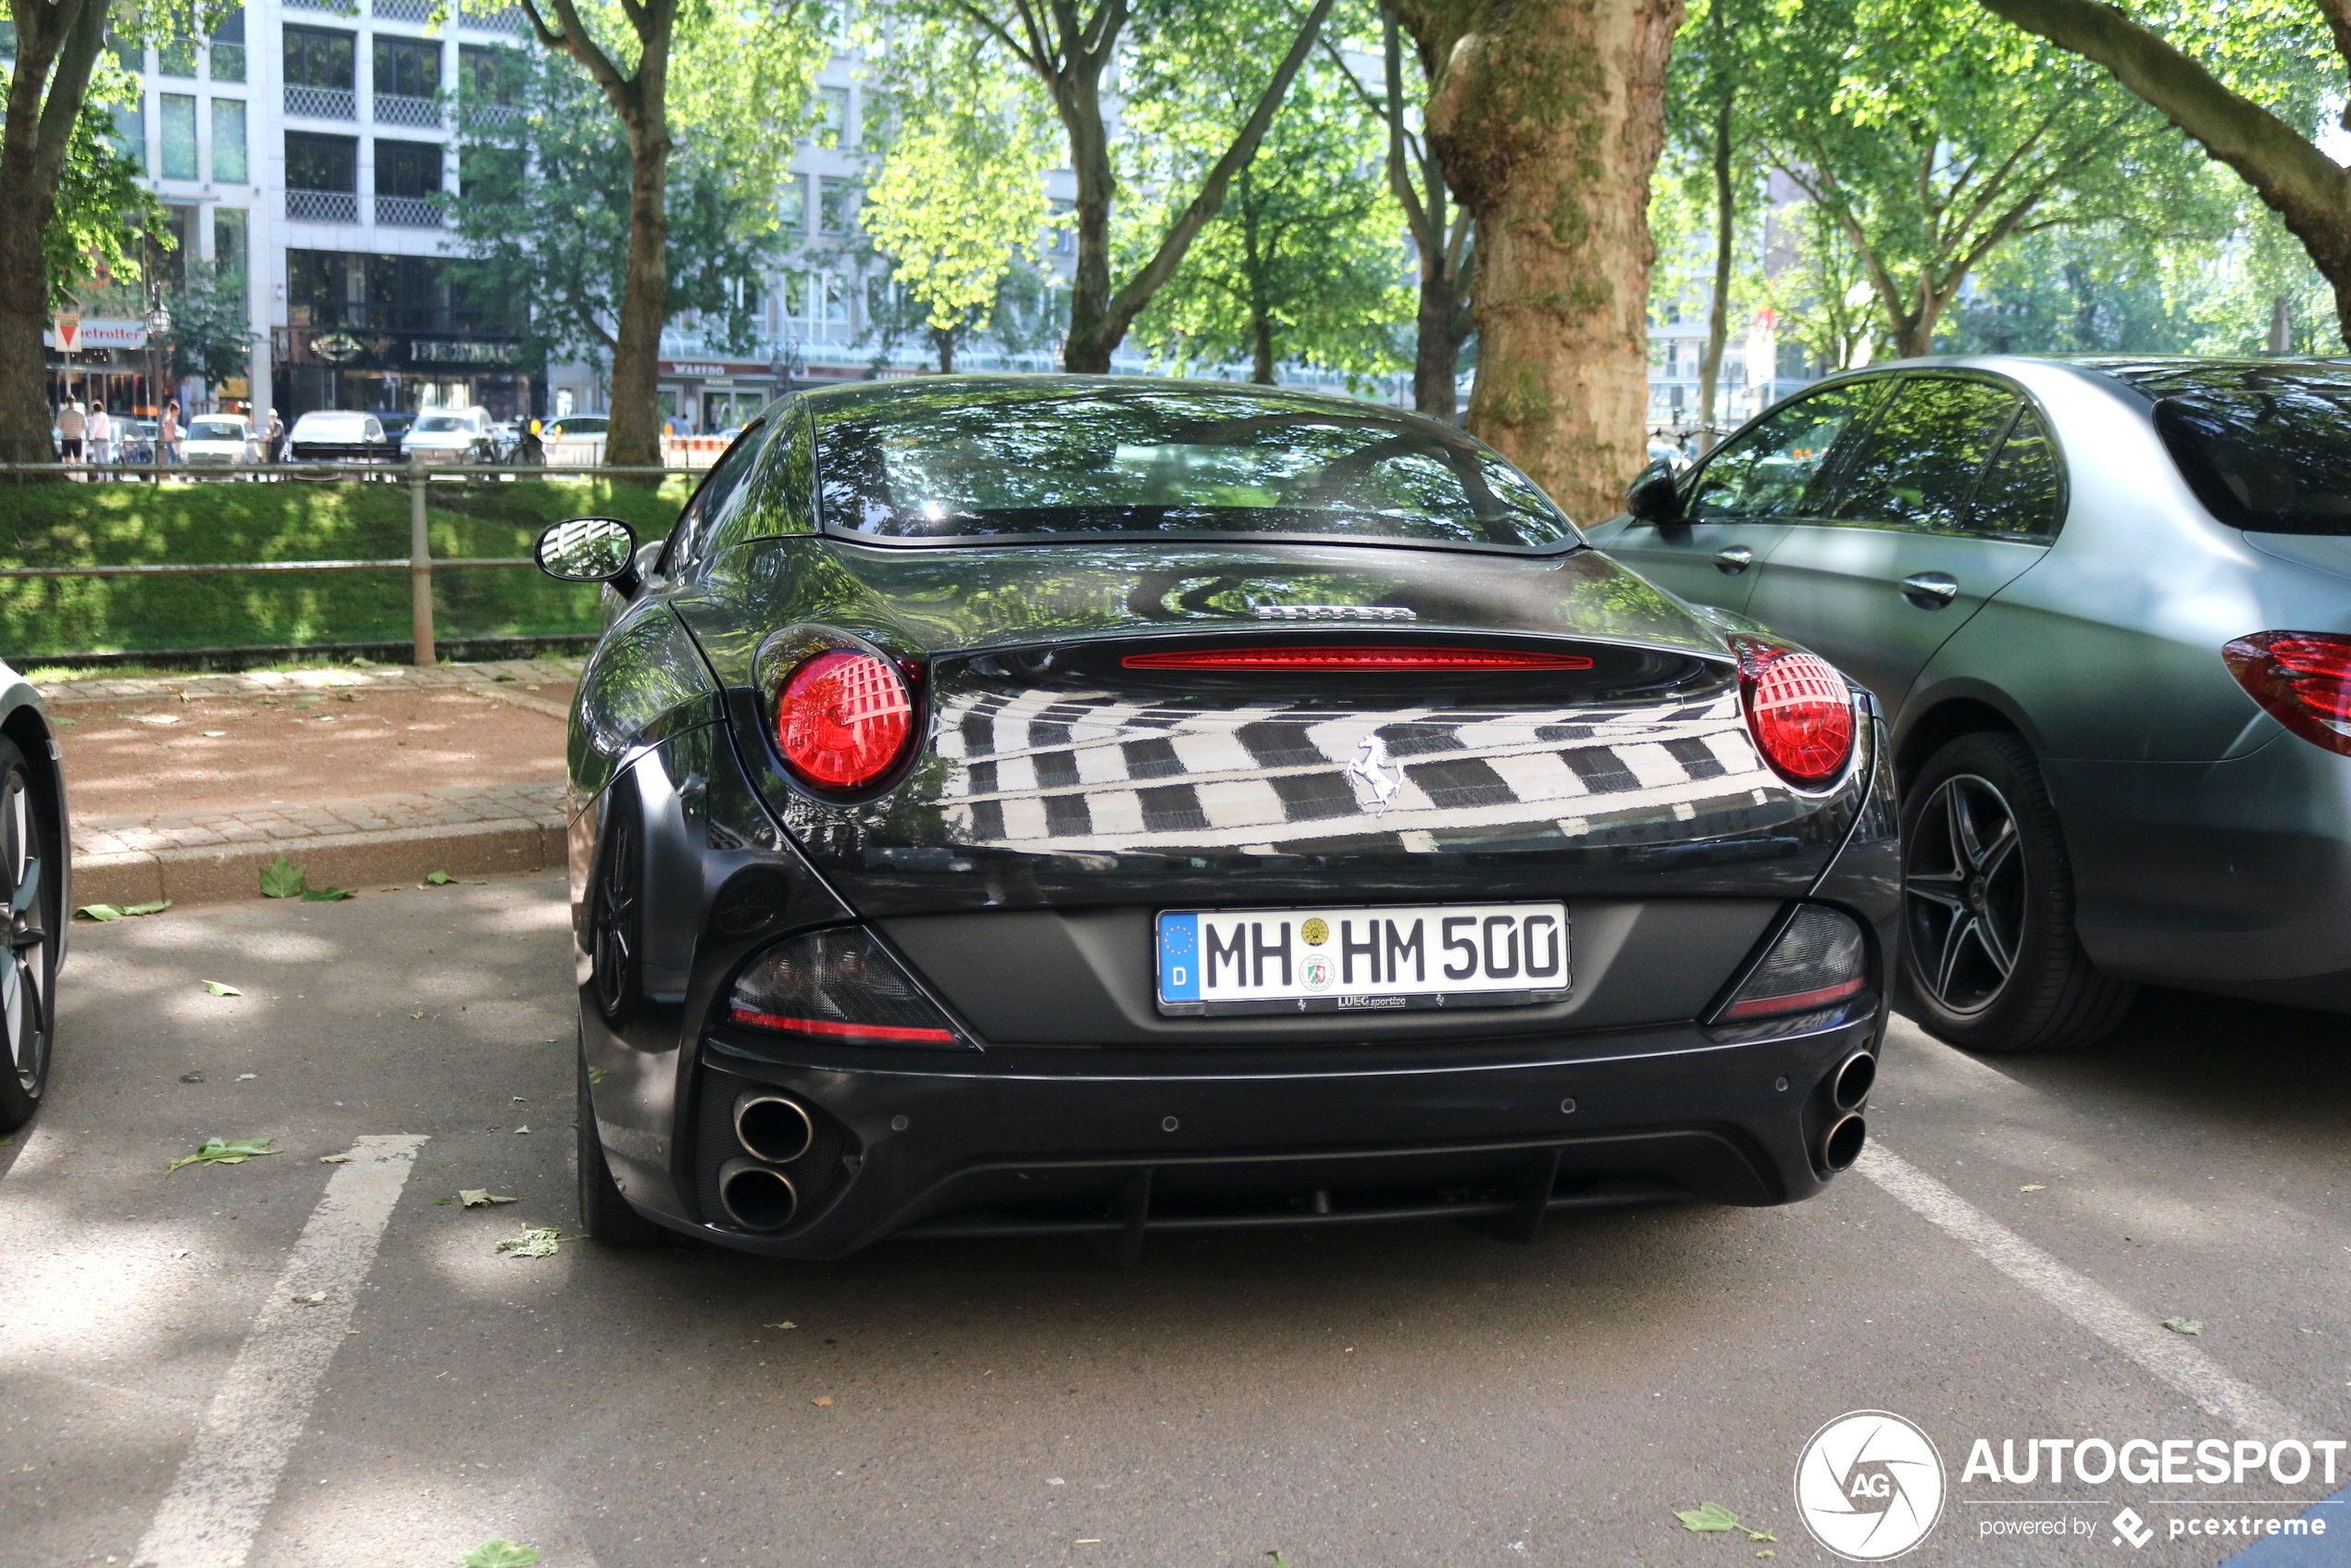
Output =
[{"x1": 144, "y1": 297, "x2": 173, "y2": 439}]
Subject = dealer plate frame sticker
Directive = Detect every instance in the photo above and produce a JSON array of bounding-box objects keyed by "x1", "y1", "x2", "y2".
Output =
[{"x1": 1154, "y1": 902, "x2": 1570, "y2": 1017}]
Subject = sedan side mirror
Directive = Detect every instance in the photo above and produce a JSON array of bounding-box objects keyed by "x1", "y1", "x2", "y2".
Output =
[
  {"x1": 538, "y1": 516, "x2": 640, "y2": 586},
  {"x1": 1624, "y1": 460, "x2": 1685, "y2": 525}
]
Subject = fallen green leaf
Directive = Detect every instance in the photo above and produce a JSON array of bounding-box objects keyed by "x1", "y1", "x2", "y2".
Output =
[
  {"x1": 458, "y1": 1189, "x2": 518, "y2": 1207},
  {"x1": 259, "y1": 854, "x2": 306, "y2": 899},
  {"x1": 587, "y1": 1065, "x2": 608, "y2": 1085},
  {"x1": 424, "y1": 871, "x2": 454, "y2": 886},
  {"x1": 1747, "y1": 1528, "x2": 1776, "y2": 1542},
  {"x1": 2164, "y1": 1317, "x2": 2204, "y2": 1336},
  {"x1": 292, "y1": 1291, "x2": 326, "y2": 1306},
  {"x1": 203, "y1": 980, "x2": 242, "y2": 997},
  {"x1": 124, "y1": 900, "x2": 170, "y2": 916},
  {"x1": 76, "y1": 903, "x2": 122, "y2": 922},
  {"x1": 1676, "y1": 1502, "x2": 1742, "y2": 1533},
  {"x1": 168, "y1": 1137, "x2": 280, "y2": 1173},
  {"x1": 301, "y1": 886, "x2": 355, "y2": 902},
  {"x1": 55, "y1": 717, "x2": 74, "y2": 727},
  {"x1": 236, "y1": 1073, "x2": 257, "y2": 1081},
  {"x1": 495, "y1": 1226, "x2": 561, "y2": 1259},
  {"x1": 458, "y1": 1543, "x2": 540, "y2": 1568}
]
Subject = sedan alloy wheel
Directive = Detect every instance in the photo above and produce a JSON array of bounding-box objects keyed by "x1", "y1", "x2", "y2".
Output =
[{"x1": 1904, "y1": 773, "x2": 2023, "y2": 1015}]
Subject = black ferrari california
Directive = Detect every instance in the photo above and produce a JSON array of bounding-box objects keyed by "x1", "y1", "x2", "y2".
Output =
[{"x1": 535, "y1": 377, "x2": 1897, "y2": 1258}]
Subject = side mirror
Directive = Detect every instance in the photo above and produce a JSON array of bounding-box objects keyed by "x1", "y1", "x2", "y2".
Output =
[
  {"x1": 1624, "y1": 459, "x2": 1685, "y2": 524},
  {"x1": 537, "y1": 516, "x2": 640, "y2": 582}
]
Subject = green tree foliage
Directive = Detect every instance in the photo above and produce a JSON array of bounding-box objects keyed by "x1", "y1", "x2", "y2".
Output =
[
  {"x1": 1752, "y1": 0, "x2": 2214, "y2": 357},
  {"x1": 1122, "y1": 33, "x2": 1408, "y2": 385},
  {"x1": 167, "y1": 259, "x2": 257, "y2": 382},
  {"x1": 1661, "y1": 0, "x2": 1768, "y2": 438},
  {"x1": 860, "y1": 260, "x2": 1062, "y2": 375},
  {"x1": 42, "y1": 57, "x2": 167, "y2": 312},
  {"x1": 858, "y1": 23, "x2": 1058, "y2": 359},
  {"x1": 451, "y1": 46, "x2": 793, "y2": 373}
]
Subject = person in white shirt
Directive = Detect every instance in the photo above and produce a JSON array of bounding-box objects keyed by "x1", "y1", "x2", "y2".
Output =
[{"x1": 87, "y1": 404, "x2": 114, "y2": 465}]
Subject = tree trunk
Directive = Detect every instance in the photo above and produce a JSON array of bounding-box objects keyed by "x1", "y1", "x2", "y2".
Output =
[
  {"x1": 934, "y1": 325, "x2": 956, "y2": 375},
  {"x1": 1412, "y1": 268, "x2": 1463, "y2": 419},
  {"x1": 1697, "y1": 93, "x2": 1733, "y2": 450},
  {"x1": 1056, "y1": 64, "x2": 1119, "y2": 374},
  {"x1": 0, "y1": 0, "x2": 110, "y2": 467},
  {"x1": 605, "y1": 122, "x2": 670, "y2": 467},
  {"x1": 1395, "y1": 0, "x2": 1684, "y2": 525}
]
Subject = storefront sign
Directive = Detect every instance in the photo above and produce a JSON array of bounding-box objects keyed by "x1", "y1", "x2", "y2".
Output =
[
  {"x1": 50, "y1": 318, "x2": 146, "y2": 349},
  {"x1": 311, "y1": 331, "x2": 367, "y2": 364},
  {"x1": 52, "y1": 316, "x2": 81, "y2": 354},
  {"x1": 410, "y1": 339, "x2": 521, "y2": 365},
  {"x1": 663, "y1": 361, "x2": 728, "y2": 378}
]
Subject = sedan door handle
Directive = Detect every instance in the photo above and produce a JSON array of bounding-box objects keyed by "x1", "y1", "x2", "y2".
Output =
[
  {"x1": 1712, "y1": 545, "x2": 1755, "y2": 574},
  {"x1": 1901, "y1": 571, "x2": 1960, "y2": 606}
]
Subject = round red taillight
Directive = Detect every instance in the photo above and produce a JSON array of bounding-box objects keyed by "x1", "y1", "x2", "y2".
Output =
[
  {"x1": 1732, "y1": 637, "x2": 1854, "y2": 786},
  {"x1": 773, "y1": 648, "x2": 915, "y2": 790}
]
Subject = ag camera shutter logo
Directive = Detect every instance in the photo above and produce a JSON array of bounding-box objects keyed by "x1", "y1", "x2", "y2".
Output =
[{"x1": 1795, "y1": 1411, "x2": 1947, "y2": 1561}]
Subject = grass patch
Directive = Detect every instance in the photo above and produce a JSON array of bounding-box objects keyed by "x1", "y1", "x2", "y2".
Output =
[{"x1": 0, "y1": 475, "x2": 691, "y2": 656}]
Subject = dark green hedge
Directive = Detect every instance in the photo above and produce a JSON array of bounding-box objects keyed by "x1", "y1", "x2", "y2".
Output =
[{"x1": 0, "y1": 475, "x2": 693, "y2": 655}]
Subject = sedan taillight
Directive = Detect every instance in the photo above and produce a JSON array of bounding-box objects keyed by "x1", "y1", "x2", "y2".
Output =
[
  {"x1": 2223, "y1": 630, "x2": 2351, "y2": 756},
  {"x1": 1721, "y1": 905, "x2": 1867, "y2": 1019},
  {"x1": 1730, "y1": 635, "x2": 1856, "y2": 787},
  {"x1": 728, "y1": 927, "x2": 962, "y2": 1047},
  {"x1": 771, "y1": 648, "x2": 915, "y2": 790}
]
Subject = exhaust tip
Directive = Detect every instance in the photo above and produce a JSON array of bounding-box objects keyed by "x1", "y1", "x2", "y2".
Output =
[
  {"x1": 734, "y1": 1091, "x2": 815, "y2": 1164},
  {"x1": 1819, "y1": 1113, "x2": 1867, "y2": 1174},
  {"x1": 1832, "y1": 1051, "x2": 1877, "y2": 1113},
  {"x1": 716, "y1": 1157, "x2": 800, "y2": 1231}
]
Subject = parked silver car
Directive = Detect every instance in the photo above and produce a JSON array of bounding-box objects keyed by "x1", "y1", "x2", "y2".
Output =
[{"x1": 1587, "y1": 356, "x2": 2351, "y2": 1052}]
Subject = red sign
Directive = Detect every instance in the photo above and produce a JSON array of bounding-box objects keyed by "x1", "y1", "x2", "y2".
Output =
[{"x1": 52, "y1": 316, "x2": 81, "y2": 354}]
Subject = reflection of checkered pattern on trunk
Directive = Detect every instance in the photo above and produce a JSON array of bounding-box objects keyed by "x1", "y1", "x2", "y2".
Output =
[{"x1": 935, "y1": 685, "x2": 1781, "y2": 853}]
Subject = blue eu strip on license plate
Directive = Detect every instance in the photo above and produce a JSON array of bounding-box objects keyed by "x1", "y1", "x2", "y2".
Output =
[{"x1": 1154, "y1": 902, "x2": 1571, "y2": 1017}]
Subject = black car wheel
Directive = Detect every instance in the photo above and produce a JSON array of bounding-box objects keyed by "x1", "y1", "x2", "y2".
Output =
[
  {"x1": 576, "y1": 1044, "x2": 667, "y2": 1245},
  {"x1": 1900, "y1": 732, "x2": 2133, "y2": 1053},
  {"x1": 0, "y1": 738, "x2": 58, "y2": 1132}
]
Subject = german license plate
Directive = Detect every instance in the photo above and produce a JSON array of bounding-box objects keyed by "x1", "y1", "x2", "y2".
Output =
[{"x1": 1154, "y1": 902, "x2": 1570, "y2": 1017}]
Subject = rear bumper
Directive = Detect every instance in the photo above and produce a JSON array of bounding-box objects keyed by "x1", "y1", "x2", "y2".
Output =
[{"x1": 616, "y1": 999, "x2": 1884, "y2": 1258}]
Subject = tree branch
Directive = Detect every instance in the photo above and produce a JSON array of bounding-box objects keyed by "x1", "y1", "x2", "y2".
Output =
[
  {"x1": 1975, "y1": 0, "x2": 2351, "y2": 249},
  {"x1": 1098, "y1": 0, "x2": 1338, "y2": 339},
  {"x1": 31, "y1": 0, "x2": 108, "y2": 194}
]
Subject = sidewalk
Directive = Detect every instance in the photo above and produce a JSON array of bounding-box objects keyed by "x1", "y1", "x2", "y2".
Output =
[{"x1": 46, "y1": 658, "x2": 584, "y2": 906}]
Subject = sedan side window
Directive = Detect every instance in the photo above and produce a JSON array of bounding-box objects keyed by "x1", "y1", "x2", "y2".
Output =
[
  {"x1": 1828, "y1": 378, "x2": 2017, "y2": 534},
  {"x1": 1965, "y1": 404, "x2": 2065, "y2": 541},
  {"x1": 661, "y1": 417, "x2": 771, "y2": 579},
  {"x1": 1686, "y1": 380, "x2": 1888, "y2": 520}
]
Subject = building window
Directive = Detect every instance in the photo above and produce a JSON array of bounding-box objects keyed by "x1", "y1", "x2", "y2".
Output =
[
  {"x1": 107, "y1": 31, "x2": 142, "y2": 74},
  {"x1": 860, "y1": 91, "x2": 891, "y2": 149},
  {"x1": 159, "y1": 24, "x2": 197, "y2": 77},
  {"x1": 815, "y1": 85, "x2": 848, "y2": 145},
  {"x1": 374, "y1": 34, "x2": 440, "y2": 96},
  {"x1": 288, "y1": 131, "x2": 358, "y2": 192},
  {"x1": 458, "y1": 143, "x2": 519, "y2": 200},
  {"x1": 458, "y1": 44, "x2": 523, "y2": 113},
  {"x1": 215, "y1": 207, "x2": 250, "y2": 285},
  {"x1": 1048, "y1": 197, "x2": 1074, "y2": 255},
  {"x1": 111, "y1": 93, "x2": 145, "y2": 170},
  {"x1": 209, "y1": 6, "x2": 246, "y2": 81},
  {"x1": 376, "y1": 138, "x2": 444, "y2": 226},
  {"x1": 284, "y1": 27, "x2": 355, "y2": 88},
  {"x1": 212, "y1": 98, "x2": 248, "y2": 183},
  {"x1": 160, "y1": 93, "x2": 198, "y2": 180},
  {"x1": 778, "y1": 172, "x2": 805, "y2": 233},
  {"x1": 817, "y1": 175, "x2": 852, "y2": 235}
]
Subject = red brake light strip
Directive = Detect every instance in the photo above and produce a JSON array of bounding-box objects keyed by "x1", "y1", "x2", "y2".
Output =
[
  {"x1": 1723, "y1": 976, "x2": 1866, "y2": 1018},
  {"x1": 1122, "y1": 645, "x2": 1595, "y2": 671},
  {"x1": 728, "y1": 1007, "x2": 956, "y2": 1043}
]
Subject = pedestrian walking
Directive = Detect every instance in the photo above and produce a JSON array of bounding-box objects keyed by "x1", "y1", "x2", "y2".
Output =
[
  {"x1": 87, "y1": 403, "x2": 114, "y2": 465},
  {"x1": 514, "y1": 417, "x2": 545, "y2": 466},
  {"x1": 264, "y1": 407, "x2": 285, "y2": 467},
  {"x1": 56, "y1": 400, "x2": 87, "y2": 466},
  {"x1": 160, "y1": 400, "x2": 181, "y2": 467}
]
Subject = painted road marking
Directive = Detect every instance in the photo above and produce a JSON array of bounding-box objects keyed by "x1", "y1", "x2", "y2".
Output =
[
  {"x1": 1859, "y1": 1142, "x2": 2304, "y2": 1440},
  {"x1": 131, "y1": 1134, "x2": 428, "y2": 1568}
]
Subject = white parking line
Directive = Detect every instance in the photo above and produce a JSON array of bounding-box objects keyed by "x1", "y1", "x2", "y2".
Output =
[
  {"x1": 1858, "y1": 1142, "x2": 2305, "y2": 1439},
  {"x1": 131, "y1": 1135, "x2": 428, "y2": 1568}
]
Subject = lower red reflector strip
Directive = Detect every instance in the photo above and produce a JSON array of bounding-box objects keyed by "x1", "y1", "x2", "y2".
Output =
[
  {"x1": 1723, "y1": 976, "x2": 1866, "y2": 1019},
  {"x1": 728, "y1": 1007, "x2": 957, "y2": 1043},
  {"x1": 1122, "y1": 645, "x2": 1596, "y2": 671}
]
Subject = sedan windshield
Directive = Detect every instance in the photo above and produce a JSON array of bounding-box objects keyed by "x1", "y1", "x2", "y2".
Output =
[
  {"x1": 2121, "y1": 363, "x2": 2351, "y2": 535},
  {"x1": 813, "y1": 384, "x2": 1576, "y2": 552},
  {"x1": 414, "y1": 415, "x2": 467, "y2": 433},
  {"x1": 188, "y1": 420, "x2": 243, "y2": 442}
]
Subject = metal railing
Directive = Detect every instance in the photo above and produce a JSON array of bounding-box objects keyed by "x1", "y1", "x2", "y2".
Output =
[
  {"x1": 0, "y1": 459, "x2": 686, "y2": 668},
  {"x1": 287, "y1": 187, "x2": 360, "y2": 223},
  {"x1": 285, "y1": 83, "x2": 357, "y2": 119},
  {"x1": 374, "y1": 193, "x2": 443, "y2": 227},
  {"x1": 373, "y1": 92, "x2": 441, "y2": 127}
]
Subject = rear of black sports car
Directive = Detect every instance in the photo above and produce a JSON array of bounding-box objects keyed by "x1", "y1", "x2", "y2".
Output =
[{"x1": 559, "y1": 378, "x2": 1899, "y2": 1259}]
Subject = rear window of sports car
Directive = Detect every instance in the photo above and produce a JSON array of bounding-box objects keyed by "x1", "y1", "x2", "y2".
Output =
[
  {"x1": 2131, "y1": 366, "x2": 2351, "y2": 534},
  {"x1": 811, "y1": 388, "x2": 1576, "y2": 552}
]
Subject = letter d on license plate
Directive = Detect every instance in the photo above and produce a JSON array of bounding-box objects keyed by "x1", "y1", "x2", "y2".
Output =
[{"x1": 1155, "y1": 902, "x2": 1569, "y2": 1017}]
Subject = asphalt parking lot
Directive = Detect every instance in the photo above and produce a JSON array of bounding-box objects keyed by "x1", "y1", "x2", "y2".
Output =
[{"x1": 2, "y1": 872, "x2": 2346, "y2": 1568}]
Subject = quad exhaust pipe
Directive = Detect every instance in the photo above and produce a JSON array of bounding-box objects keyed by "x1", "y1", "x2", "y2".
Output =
[
  {"x1": 1831, "y1": 1051, "x2": 1876, "y2": 1113},
  {"x1": 734, "y1": 1090, "x2": 815, "y2": 1164},
  {"x1": 717, "y1": 1157, "x2": 801, "y2": 1231},
  {"x1": 1818, "y1": 1112, "x2": 1867, "y2": 1173}
]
